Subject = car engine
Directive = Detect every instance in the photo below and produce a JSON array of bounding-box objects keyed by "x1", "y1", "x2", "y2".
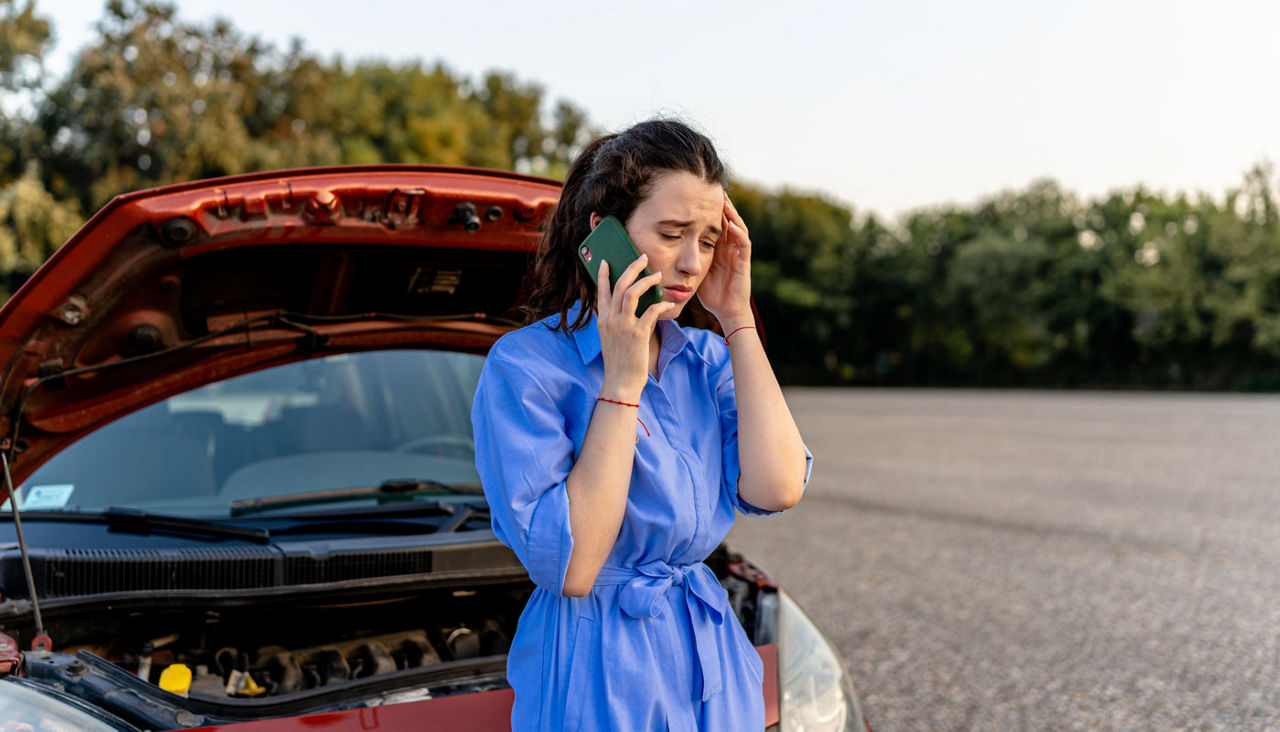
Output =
[{"x1": 13, "y1": 582, "x2": 530, "y2": 702}]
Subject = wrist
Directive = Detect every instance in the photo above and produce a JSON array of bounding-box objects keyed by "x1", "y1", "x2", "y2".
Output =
[
  {"x1": 722, "y1": 324, "x2": 759, "y2": 347},
  {"x1": 598, "y1": 381, "x2": 644, "y2": 404},
  {"x1": 716, "y1": 314, "x2": 756, "y2": 333},
  {"x1": 596, "y1": 396, "x2": 639, "y2": 408}
]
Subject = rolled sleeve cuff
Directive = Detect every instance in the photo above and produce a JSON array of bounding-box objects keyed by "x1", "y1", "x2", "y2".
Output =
[
  {"x1": 524, "y1": 481, "x2": 575, "y2": 593},
  {"x1": 735, "y1": 444, "x2": 813, "y2": 517}
]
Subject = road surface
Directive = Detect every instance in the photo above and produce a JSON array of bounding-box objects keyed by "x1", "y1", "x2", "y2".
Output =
[{"x1": 727, "y1": 388, "x2": 1280, "y2": 730}]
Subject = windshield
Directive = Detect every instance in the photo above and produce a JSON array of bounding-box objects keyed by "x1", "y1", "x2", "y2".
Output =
[{"x1": 16, "y1": 350, "x2": 486, "y2": 518}]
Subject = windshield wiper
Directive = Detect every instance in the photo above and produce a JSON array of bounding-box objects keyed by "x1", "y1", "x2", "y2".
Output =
[
  {"x1": 104, "y1": 507, "x2": 271, "y2": 544},
  {"x1": 228, "y1": 480, "x2": 483, "y2": 517}
]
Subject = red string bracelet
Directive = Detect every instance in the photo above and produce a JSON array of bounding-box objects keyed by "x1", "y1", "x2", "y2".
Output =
[
  {"x1": 597, "y1": 396, "x2": 639, "y2": 408},
  {"x1": 597, "y1": 397, "x2": 648, "y2": 441},
  {"x1": 724, "y1": 325, "x2": 757, "y2": 345}
]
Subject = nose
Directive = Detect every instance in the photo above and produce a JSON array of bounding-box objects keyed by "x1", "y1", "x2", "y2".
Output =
[{"x1": 676, "y1": 239, "x2": 704, "y2": 276}]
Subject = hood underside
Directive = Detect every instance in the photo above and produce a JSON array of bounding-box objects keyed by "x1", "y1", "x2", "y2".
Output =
[{"x1": 0, "y1": 165, "x2": 561, "y2": 482}]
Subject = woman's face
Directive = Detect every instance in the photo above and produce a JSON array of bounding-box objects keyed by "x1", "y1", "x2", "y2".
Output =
[{"x1": 593, "y1": 170, "x2": 724, "y2": 320}]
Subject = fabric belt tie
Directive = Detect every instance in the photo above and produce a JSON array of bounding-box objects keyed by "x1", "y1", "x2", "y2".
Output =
[{"x1": 593, "y1": 560, "x2": 729, "y2": 701}]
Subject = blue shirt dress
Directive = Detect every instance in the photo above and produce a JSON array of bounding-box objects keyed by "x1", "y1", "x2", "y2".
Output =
[{"x1": 472, "y1": 303, "x2": 812, "y2": 731}]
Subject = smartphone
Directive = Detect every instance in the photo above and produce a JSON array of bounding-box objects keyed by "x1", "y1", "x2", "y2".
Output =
[{"x1": 576, "y1": 215, "x2": 664, "y2": 317}]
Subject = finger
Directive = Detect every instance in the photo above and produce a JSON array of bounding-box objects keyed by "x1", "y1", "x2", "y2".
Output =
[
  {"x1": 628, "y1": 271, "x2": 663, "y2": 301},
  {"x1": 712, "y1": 244, "x2": 737, "y2": 274},
  {"x1": 621, "y1": 270, "x2": 663, "y2": 315},
  {"x1": 596, "y1": 260, "x2": 612, "y2": 309},
  {"x1": 611, "y1": 253, "x2": 650, "y2": 301},
  {"x1": 726, "y1": 219, "x2": 752, "y2": 249},
  {"x1": 611, "y1": 255, "x2": 650, "y2": 308},
  {"x1": 721, "y1": 215, "x2": 742, "y2": 249},
  {"x1": 638, "y1": 300, "x2": 678, "y2": 330},
  {"x1": 723, "y1": 195, "x2": 748, "y2": 227}
]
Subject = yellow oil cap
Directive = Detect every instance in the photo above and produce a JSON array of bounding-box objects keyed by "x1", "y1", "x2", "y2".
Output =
[
  {"x1": 159, "y1": 663, "x2": 192, "y2": 697},
  {"x1": 237, "y1": 672, "x2": 266, "y2": 697}
]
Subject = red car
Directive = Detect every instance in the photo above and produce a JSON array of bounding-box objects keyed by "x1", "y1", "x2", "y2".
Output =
[{"x1": 0, "y1": 167, "x2": 864, "y2": 730}]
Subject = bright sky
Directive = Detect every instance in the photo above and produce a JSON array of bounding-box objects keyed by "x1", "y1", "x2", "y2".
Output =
[{"x1": 40, "y1": 0, "x2": 1280, "y2": 219}]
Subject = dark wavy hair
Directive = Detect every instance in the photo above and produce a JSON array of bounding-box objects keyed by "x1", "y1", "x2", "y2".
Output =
[{"x1": 521, "y1": 119, "x2": 728, "y2": 332}]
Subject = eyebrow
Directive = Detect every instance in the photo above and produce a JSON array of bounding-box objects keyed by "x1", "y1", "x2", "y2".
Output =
[{"x1": 658, "y1": 219, "x2": 722, "y2": 236}]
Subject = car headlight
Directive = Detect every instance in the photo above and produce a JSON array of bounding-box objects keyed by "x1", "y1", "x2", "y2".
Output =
[
  {"x1": 778, "y1": 590, "x2": 861, "y2": 732},
  {"x1": 0, "y1": 678, "x2": 127, "y2": 731}
]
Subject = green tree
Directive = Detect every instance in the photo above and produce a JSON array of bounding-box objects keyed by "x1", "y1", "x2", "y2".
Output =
[
  {"x1": 35, "y1": 1, "x2": 284, "y2": 210},
  {"x1": 0, "y1": 168, "x2": 82, "y2": 295},
  {"x1": 0, "y1": 0, "x2": 83, "y2": 294},
  {"x1": 34, "y1": 1, "x2": 591, "y2": 213},
  {"x1": 944, "y1": 232, "x2": 1053, "y2": 375},
  {"x1": 0, "y1": 0, "x2": 52, "y2": 178},
  {"x1": 733, "y1": 183, "x2": 862, "y2": 382},
  {"x1": 0, "y1": 0, "x2": 47, "y2": 90}
]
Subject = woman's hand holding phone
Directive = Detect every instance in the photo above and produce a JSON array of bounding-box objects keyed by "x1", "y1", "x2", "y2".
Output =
[{"x1": 596, "y1": 255, "x2": 676, "y2": 401}]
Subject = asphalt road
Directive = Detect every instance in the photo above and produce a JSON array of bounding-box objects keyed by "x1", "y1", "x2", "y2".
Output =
[{"x1": 726, "y1": 388, "x2": 1280, "y2": 731}]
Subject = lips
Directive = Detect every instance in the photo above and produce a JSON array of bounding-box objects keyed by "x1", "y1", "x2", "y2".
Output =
[{"x1": 663, "y1": 285, "x2": 692, "y2": 303}]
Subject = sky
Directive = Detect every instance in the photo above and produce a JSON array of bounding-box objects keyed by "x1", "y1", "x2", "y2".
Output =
[{"x1": 38, "y1": 0, "x2": 1280, "y2": 220}]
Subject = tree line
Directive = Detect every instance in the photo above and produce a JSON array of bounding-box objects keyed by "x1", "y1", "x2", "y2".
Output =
[
  {"x1": 3, "y1": 0, "x2": 1279, "y2": 389},
  {"x1": 736, "y1": 169, "x2": 1280, "y2": 389}
]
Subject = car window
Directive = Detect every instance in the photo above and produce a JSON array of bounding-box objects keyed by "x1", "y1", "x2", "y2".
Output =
[{"x1": 16, "y1": 350, "x2": 486, "y2": 517}]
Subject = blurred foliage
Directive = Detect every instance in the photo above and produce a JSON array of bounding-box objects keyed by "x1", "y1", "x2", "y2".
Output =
[
  {"x1": 27, "y1": 1, "x2": 589, "y2": 212},
  {"x1": 2, "y1": 1, "x2": 1280, "y2": 389},
  {"x1": 735, "y1": 164, "x2": 1280, "y2": 389},
  {"x1": 0, "y1": 0, "x2": 48, "y2": 99},
  {"x1": 0, "y1": 169, "x2": 80, "y2": 296},
  {"x1": 0, "y1": 0, "x2": 50, "y2": 177}
]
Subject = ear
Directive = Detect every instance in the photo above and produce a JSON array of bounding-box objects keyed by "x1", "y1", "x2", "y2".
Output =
[{"x1": 589, "y1": 212, "x2": 602, "y2": 231}]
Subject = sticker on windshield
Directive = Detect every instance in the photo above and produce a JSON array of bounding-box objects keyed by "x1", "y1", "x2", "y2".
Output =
[{"x1": 21, "y1": 484, "x2": 74, "y2": 509}]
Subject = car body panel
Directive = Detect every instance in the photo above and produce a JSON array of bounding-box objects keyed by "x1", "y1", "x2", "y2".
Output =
[
  {"x1": 0, "y1": 166, "x2": 559, "y2": 484},
  {"x1": 185, "y1": 646, "x2": 779, "y2": 731},
  {"x1": 190, "y1": 689, "x2": 515, "y2": 732}
]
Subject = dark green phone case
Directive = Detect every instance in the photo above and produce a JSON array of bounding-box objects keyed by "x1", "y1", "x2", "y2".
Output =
[{"x1": 576, "y1": 215, "x2": 664, "y2": 317}]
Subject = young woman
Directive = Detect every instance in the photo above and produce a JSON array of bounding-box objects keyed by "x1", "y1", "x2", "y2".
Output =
[{"x1": 472, "y1": 119, "x2": 810, "y2": 730}]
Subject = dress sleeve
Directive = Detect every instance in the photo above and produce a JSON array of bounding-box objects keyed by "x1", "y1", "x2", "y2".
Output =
[
  {"x1": 713, "y1": 342, "x2": 813, "y2": 517},
  {"x1": 472, "y1": 350, "x2": 576, "y2": 594}
]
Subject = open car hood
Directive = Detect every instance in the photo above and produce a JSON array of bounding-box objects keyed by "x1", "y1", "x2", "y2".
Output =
[{"x1": 0, "y1": 165, "x2": 561, "y2": 483}]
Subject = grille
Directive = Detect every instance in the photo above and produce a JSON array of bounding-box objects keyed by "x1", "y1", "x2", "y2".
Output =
[
  {"x1": 43, "y1": 546, "x2": 277, "y2": 597},
  {"x1": 284, "y1": 548, "x2": 433, "y2": 585},
  {"x1": 9, "y1": 543, "x2": 497, "y2": 598}
]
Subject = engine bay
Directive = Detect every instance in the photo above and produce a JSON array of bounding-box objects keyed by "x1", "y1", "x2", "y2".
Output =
[{"x1": 19, "y1": 583, "x2": 530, "y2": 702}]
